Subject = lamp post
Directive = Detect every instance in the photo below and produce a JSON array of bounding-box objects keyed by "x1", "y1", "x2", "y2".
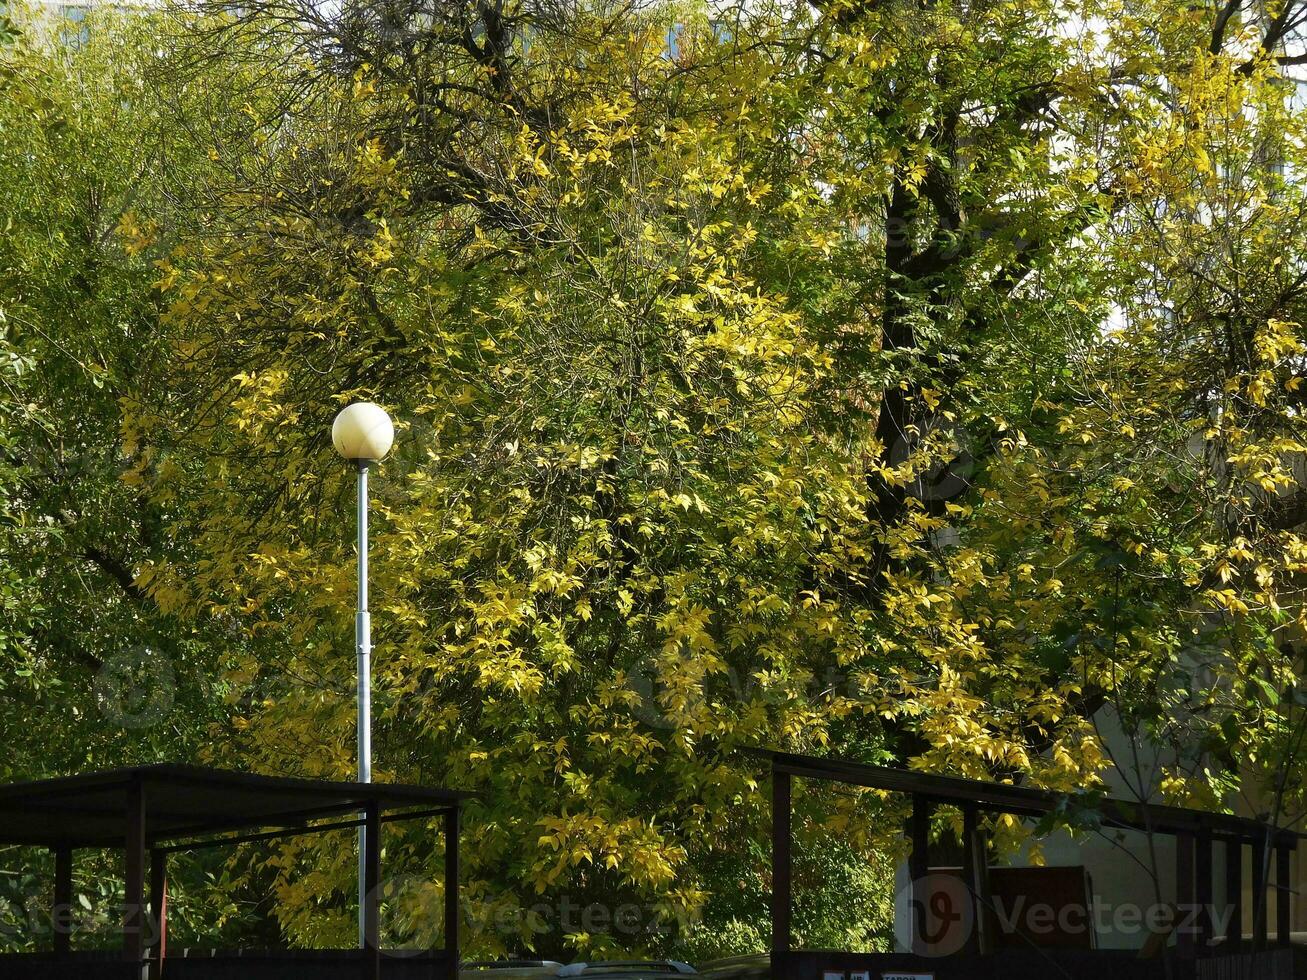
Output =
[{"x1": 332, "y1": 401, "x2": 395, "y2": 949}]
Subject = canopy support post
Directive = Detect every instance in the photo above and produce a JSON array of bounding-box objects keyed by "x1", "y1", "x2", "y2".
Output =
[
  {"x1": 1277, "y1": 841, "x2": 1292, "y2": 946},
  {"x1": 1254, "y1": 833, "x2": 1269, "y2": 951},
  {"x1": 149, "y1": 848, "x2": 167, "y2": 979},
  {"x1": 771, "y1": 768, "x2": 792, "y2": 962},
  {"x1": 444, "y1": 806, "x2": 460, "y2": 980},
  {"x1": 124, "y1": 777, "x2": 147, "y2": 977},
  {"x1": 1195, "y1": 830, "x2": 1213, "y2": 954},
  {"x1": 52, "y1": 846, "x2": 72, "y2": 957}
]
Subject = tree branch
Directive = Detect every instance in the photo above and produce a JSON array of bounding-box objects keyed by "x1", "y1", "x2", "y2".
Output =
[
  {"x1": 1210, "y1": 0, "x2": 1243, "y2": 55},
  {"x1": 80, "y1": 547, "x2": 149, "y2": 604}
]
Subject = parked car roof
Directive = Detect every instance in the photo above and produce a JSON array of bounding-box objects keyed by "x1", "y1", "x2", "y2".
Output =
[
  {"x1": 557, "y1": 962, "x2": 697, "y2": 977},
  {"x1": 462, "y1": 960, "x2": 564, "y2": 977},
  {"x1": 696, "y1": 954, "x2": 770, "y2": 978}
]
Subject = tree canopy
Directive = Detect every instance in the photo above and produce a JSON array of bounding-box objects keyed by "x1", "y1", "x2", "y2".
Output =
[{"x1": 5, "y1": 0, "x2": 1307, "y2": 961}]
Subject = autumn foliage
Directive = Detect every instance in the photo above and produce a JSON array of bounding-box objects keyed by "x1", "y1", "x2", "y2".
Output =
[{"x1": 5, "y1": 0, "x2": 1307, "y2": 960}]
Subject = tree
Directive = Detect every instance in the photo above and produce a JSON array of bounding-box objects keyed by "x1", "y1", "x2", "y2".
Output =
[
  {"x1": 22, "y1": 0, "x2": 1307, "y2": 961},
  {"x1": 141, "y1": 0, "x2": 907, "y2": 956},
  {"x1": 0, "y1": 3, "x2": 296, "y2": 950},
  {"x1": 0, "y1": 1, "x2": 241, "y2": 775}
]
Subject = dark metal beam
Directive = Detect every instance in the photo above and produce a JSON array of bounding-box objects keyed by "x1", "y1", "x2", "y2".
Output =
[
  {"x1": 52, "y1": 846, "x2": 72, "y2": 957},
  {"x1": 751, "y1": 749, "x2": 1302, "y2": 847},
  {"x1": 909, "y1": 795, "x2": 933, "y2": 956},
  {"x1": 961, "y1": 806, "x2": 981, "y2": 955},
  {"x1": 383, "y1": 806, "x2": 456, "y2": 825},
  {"x1": 1277, "y1": 843, "x2": 1292, "y2": 945},
  {"x1": 146, "y1": 800, "x2": 370, "y2": 845},
  {"x1": 123, "y1": 778, "x2": 146, "y2": 973},
  {"x1": 968, "y1": 812, "x2": 992, "y2": 955},
  {"x1": 157, "y1": 805, "x2": 456, "y2": 856},
  {"x1": 151, "y1": 805, "x2": 457, "y2": 855},
  {"x1": 0, "y1": 763, "x2": 470, "y2": 857},
  {"x1": 1195, "y1": 831, "x2": 1213, "y2": 954},
  {"x1": 444, "y1": 807, "x2": 460, "y2": 980},
  {"x1": 158, "y1": 817, "x2": 364, "y2": 854},
  {"x1": 0, "y1": 764, "x2": 472, "y2": 819}
]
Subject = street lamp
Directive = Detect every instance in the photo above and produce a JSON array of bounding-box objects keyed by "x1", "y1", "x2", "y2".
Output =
[{"x1": 332, "y1": 401, "x2": 394, "y2": 948}]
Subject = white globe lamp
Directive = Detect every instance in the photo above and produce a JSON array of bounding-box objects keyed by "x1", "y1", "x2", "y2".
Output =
[{"x1": 332, "y1": 402, "x2": 394, "y2": 462}]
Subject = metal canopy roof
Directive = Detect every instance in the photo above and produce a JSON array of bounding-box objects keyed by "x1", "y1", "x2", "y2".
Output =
[
  {"x1": 0, "y1": 764, "x2": 472, "y2": 848},
  {"x1": 747, "y1": 748, "x2": 1301, "y2": 846}
]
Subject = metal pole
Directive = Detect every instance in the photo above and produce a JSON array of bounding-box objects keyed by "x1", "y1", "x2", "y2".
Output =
[
  {"x1": 357, "y1": 460, "x2": 372, "y2": 949},
  {"x1": 149, "y1": 848, "x2": 168, "y2": 980},
  {"x1": 124, "y1": 778, "x2": 147, "y2": 973},
  {"x1": 53, "y1": 846, "x2": 72, "y2": 957},
  {"x1": 363, "y1": 800, "x2": 382, "y2": 980},
  {"x1": 770, "y1": 769, "x2": 791, "y2": 960},
  {"x1": 445, "y1": 807, "x2": 460, "y2": 979}
]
